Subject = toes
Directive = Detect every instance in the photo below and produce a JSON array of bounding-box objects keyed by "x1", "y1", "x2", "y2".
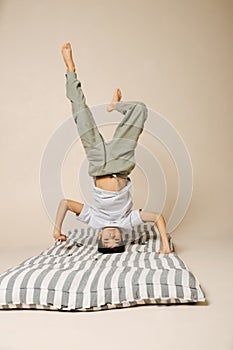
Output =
[{"x1": 61, "y1": 42, "x2": 71, "y2": 50}]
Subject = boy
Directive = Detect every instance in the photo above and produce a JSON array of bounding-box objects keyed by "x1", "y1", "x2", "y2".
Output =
[{"x1": 53, "y1": 42, "x2": 172, "y2": 254}]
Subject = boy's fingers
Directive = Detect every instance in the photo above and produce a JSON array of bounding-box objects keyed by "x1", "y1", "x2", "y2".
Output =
[
  {"x1": 54, "y1": 235, "x2": 67, "y2": 243},
  {"x1": 59, "y1": 235, "x2": 67, "y2": 241}
]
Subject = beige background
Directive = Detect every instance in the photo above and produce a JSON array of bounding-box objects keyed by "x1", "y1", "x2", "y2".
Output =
[{"x1": 0, "y1": 0, "x2": 233, "y2": 349}]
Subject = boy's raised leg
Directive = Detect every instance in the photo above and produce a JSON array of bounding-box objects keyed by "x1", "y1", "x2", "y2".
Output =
[{"x1": 62, "y1": 43, "x2": 106, "y2": 176}]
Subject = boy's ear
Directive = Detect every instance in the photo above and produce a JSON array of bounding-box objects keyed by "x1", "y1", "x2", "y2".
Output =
[{"x1": 98, "y1": 231, "x2": 102, "y2": 240}]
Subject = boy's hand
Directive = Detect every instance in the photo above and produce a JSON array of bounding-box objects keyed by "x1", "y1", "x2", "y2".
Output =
[
  {"x1": 158, "y1": 248, "x2": 173, "y2": 254},
  {"x1": 56, "y1": 234, "x2": 67, "y2": 242},
  {"x1": 53, "y1": 229, "x2": 67, "y2": 242}
]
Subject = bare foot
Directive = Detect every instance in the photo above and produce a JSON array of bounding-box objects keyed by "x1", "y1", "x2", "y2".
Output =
[
  {"x1": 107, "y1": 88, "x2": 122, "y2": 112},
  {"x1": 61, "y1": 42, "x2": 76, "y2": 72}
]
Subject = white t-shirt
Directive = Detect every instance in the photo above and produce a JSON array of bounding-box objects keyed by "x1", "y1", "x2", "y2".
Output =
[{"x1": 75, "y1": 177, "x2": 144, "y2": 231}]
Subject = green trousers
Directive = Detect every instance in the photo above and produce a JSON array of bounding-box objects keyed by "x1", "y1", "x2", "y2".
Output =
[{"x1": 65, "y1": 71, "x2": 148, "y2": 178}]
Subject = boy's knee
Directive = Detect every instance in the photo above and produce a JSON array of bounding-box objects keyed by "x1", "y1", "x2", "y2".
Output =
[
  {"x1": 138, "y1": 101, "x2": 147, "y2": 108},
  {"x1": 136, "y1": 102, "x2": 148, "y2": 118}
]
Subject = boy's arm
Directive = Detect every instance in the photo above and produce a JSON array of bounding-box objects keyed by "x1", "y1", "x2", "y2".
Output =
[
  {"x1": 53, "y1": 199, "x2": 84, "y2": 242},
  {"x1": 139, "y1": 210, "x2": 173, "y2": 254}
]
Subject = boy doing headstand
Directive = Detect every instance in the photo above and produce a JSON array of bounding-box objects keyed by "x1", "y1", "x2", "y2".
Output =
[{"x1": 53, "y1": 42, "x2": 172, "y2": 255}]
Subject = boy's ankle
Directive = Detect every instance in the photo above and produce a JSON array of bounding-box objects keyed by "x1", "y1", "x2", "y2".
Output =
[{"x1": 67, "y1": 65, "x2": 76, "y2": 72}]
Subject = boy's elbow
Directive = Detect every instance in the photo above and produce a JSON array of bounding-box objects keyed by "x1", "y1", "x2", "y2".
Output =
[
  {"x1": 153, "y1": 212, "x2": 163, "y2": 223},
  {"x1": 60, "y1": 198, "x2": 68, "y2": 208}
]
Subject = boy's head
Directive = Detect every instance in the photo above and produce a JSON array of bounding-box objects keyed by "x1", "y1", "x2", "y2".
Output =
[{"x1": 97, "y1": 226, "x2": 125, "y2": 254}]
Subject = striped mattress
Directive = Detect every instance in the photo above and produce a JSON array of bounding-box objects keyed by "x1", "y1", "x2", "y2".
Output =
[{"x1": 0, "y1": 224, "x2": 206, "y2": 312}]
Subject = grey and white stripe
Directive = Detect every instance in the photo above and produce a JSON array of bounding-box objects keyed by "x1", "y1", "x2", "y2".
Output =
[{"x1": 0, "y1": 224, "x2": 206, "y2": 312}]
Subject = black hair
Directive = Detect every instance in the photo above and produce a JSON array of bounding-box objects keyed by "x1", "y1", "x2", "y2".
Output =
[
  {"x1": 97, "y1": 229, "x2": 125, "y2": 254},
  {"x1": 98, "y1": 245, "x2": 125, "y2": 254}
]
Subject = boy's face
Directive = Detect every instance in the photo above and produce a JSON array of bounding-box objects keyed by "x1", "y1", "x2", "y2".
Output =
[{"x1": 98, "y1": 226, "x2": 122, "y2": 248}]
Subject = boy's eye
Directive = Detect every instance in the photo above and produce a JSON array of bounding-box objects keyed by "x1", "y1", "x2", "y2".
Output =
[{"x1": 104, "y1": 239, "x2": 119, "y2": 241}]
